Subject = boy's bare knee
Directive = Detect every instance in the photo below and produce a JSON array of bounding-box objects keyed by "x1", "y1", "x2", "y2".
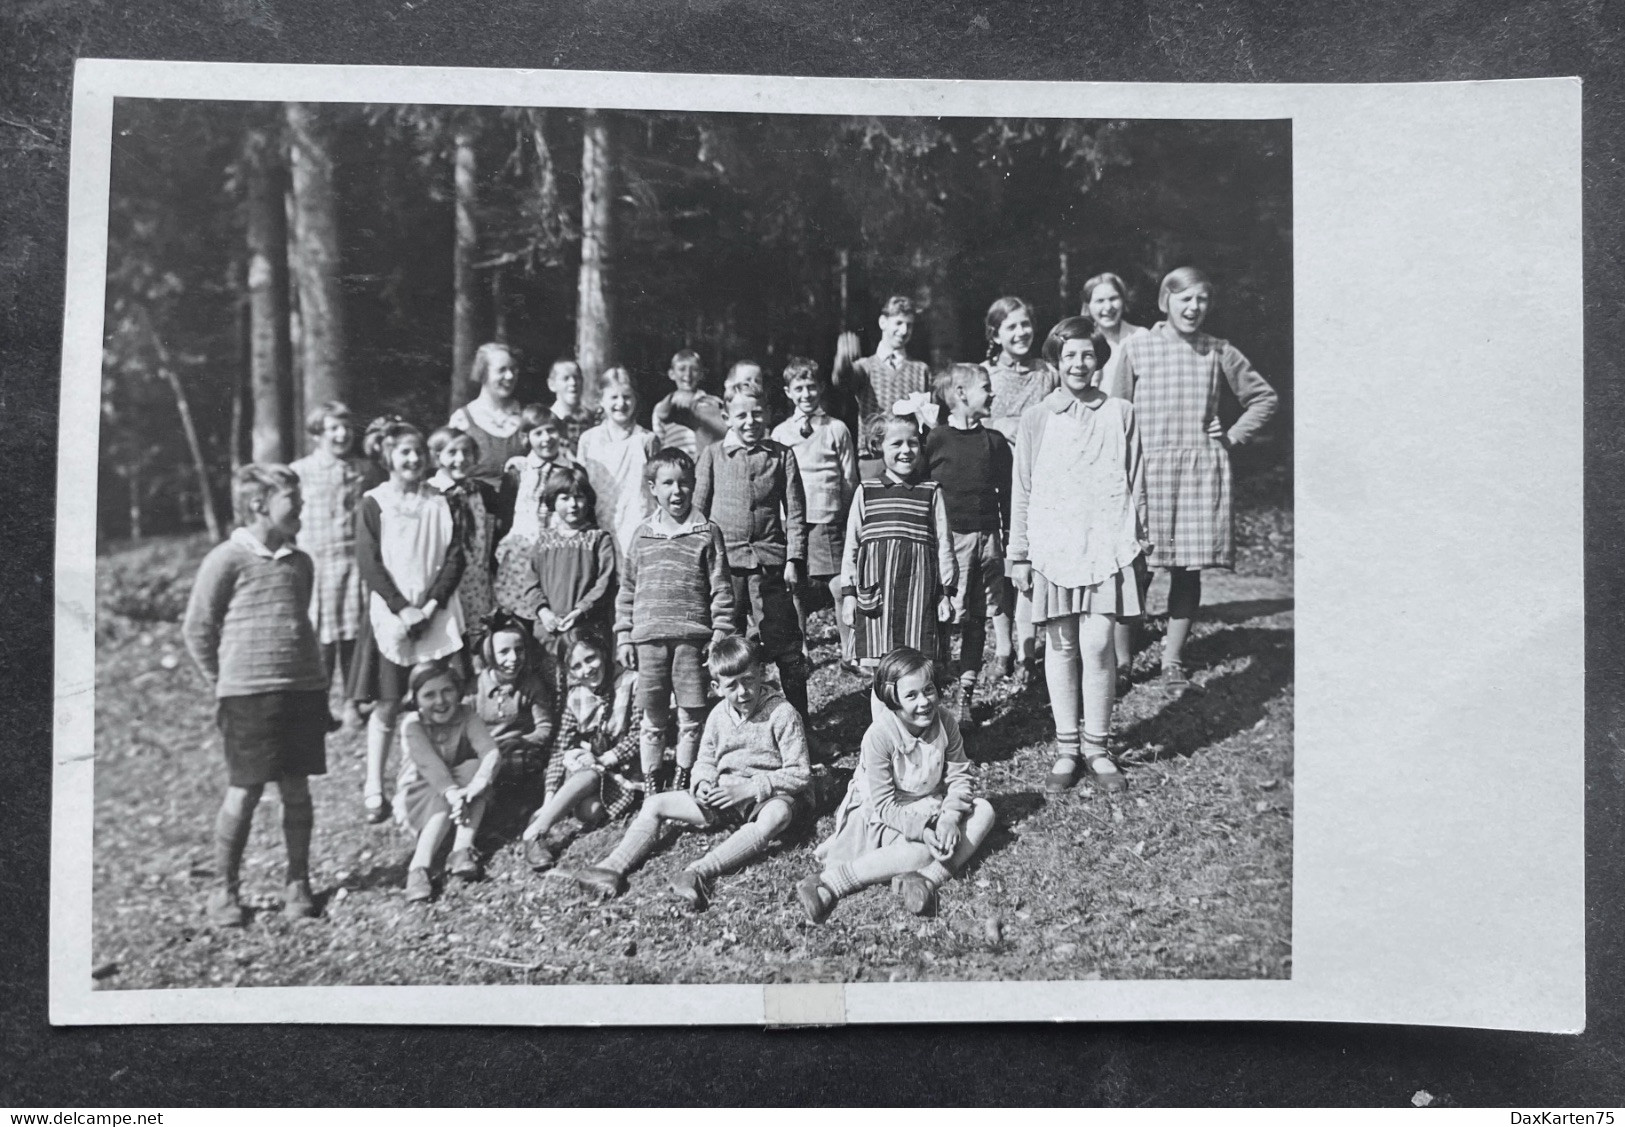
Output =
[{"x1": 756, "y1": 798, "x2": 794, "y2": 832}]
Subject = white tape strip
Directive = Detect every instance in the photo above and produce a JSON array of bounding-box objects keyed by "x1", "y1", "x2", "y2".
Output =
[{"x1": 763, "y1": 982, "x2": 847, "y2": 1027}]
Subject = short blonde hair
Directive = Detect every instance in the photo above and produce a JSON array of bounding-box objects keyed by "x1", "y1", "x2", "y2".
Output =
[
  {"x1": 232, "y1": 463, "x2": 299, "y2": 526},
  {"x1": 598, "y1": 366, "x2": 639, "y2": 407}
]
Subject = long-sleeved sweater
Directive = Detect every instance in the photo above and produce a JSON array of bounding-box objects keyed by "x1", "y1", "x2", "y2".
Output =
[
  {"x1": 182, "y1": 530, "x2": 328, "y2": 698},
  {"x1": 690, "y1": 689, "x2": 811, "y2": 805},
  {"x1": 613, "y1": 513, "x2": 735, "y2": 645}
]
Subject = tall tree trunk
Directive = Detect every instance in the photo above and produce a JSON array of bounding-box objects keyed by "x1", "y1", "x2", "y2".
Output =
[
  {"x1": 452, "y1": 120, "x2": 480, "y2": 412},
  {"x1": 491, "y1": 264, "x2": 507, "y2": 344},
  {"x1": 245, "y1": 124, "x2": 293, "y2": 464},
  {"x1": 232, "y1": 261, "x2": 251, "y2": 473},
  {"x1": 285, "y1": 102, "x2": 347, "y2": 429},
  {"x1": 575, "y1": 109, "x2": 614, "y2": 402},
  {"x1": 285, "y1": 184, "x2": 306, "y2": 453},
  {"x1": 127, "y1": 460, "x2": 143, "y2": 543}
]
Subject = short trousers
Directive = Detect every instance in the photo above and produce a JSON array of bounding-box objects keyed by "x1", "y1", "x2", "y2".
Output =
[
  {"x1": 635, "y1": 639, "x2": 710, "y2": 710},
  {"x1": 699, "y1": 787, "x2": 813, "y2": 836},
  {"x1": 217, "y1": 690, "x2": 330, "y2": 786},
  {"x1": 730, "y1": 568, "x2": 804, "y2": 660},
  {"x1": 804, "y1": 521, "x2": 845, "y2": 581},
  {"x1": 948, "y1": 528, "x2": 1013, "y2": 624}
]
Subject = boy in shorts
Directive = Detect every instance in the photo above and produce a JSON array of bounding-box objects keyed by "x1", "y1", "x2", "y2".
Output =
[
  {"x1": 183, "y1": 464, "x2": 331, "y2": 927},
  {"x1": 925, "y1": 363, "x2": 1016, "y2": 728},
  {"x1": 614, "y1": 447, "x2": 735, "y2": 793},
  {"x1": 574, "y1": 636, "x2": 811, "y2": 907}
]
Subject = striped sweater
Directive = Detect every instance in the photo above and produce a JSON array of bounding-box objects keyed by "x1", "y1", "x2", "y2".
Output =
[
  {"x1": 182, "y1": 531, "x2": 328, "y2": 698},
  {"x1": 614, "y1": 513, "x2": 736, "y2": 645}
]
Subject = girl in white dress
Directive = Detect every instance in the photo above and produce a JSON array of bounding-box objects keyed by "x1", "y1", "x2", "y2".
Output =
[
  {"x1": 348, "y1": 418, "x2": 466, "y2": 823},
  {"x1": 576, "y1": 367, "x2": 661, "y2": 561},
  {"x1": 1009, "y1": 316, "x2": 1149, "y2": 796}
]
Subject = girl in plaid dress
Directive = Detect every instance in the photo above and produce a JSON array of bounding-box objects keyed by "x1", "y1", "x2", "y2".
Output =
[
  {"x1": 519, "y1": 636, "x2": 641, "y2": 871},
  {"x1": 1113, "y1": 267, "x2": 1279, "y2": 690},
  {"x1": 1010, "y1": 317, "x2": 1149, "y2": 795},
  {"x1": 289, "y1": 401, "x2": 376, "y2": 726},
  {"x1": 839, "y1": 414, "x2": 958, "y2": 671},
  {"x1": 980, "y1": 296, "x2": 1061, "y2": 685}
]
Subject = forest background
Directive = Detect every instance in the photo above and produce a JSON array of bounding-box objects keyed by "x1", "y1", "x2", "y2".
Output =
[{"x1": 100, "y1": 102, "x2": 1291, "y2": 542}]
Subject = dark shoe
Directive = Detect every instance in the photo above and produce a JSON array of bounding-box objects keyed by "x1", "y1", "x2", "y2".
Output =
[
  {"x1": 283, "y1": 879, "x2": 318, "y2": 919},
  {"x1": 447, "y1": 849, "x2": 481, "y2": 881},
  {"x1": 1085, "y1": 753, "x2": 1128, "y2": 795},
  {"x1": 673, "y1": 765, "x2": 691, "y2": 793},
  {"x1": 524, "y1": 835, "x2": 558, "y2": 872},
  {"x1": 894, "y1": 872, "x2": 939, "y2": 917},
  {"x1": 404, "y1": 867, "x2": 433, "y2": 903},
  {"x1": 1115, "y1": 663, "x2": 1134, "y2": 698},
  {"x1": 363, "y1": 793, "x2": 391, "y2": 824},
  {"x1": 840, "y1": 659, "x2": 865, "y2": 678},
  {"x1": 993, "y1": 651, "x2": 1015, "y2": 679},
  {"x1": 574, "y1": 866, "x2": 626, "y2": 899},
  {"x1": 796, "y1": 874, "x2": 837, "y2": 924},
  {"x1": 643, "y1": 765, "x2": 665, "y2": 795},
  {"x1": 1161, "y1": 661, "x2": 1192, "y2": 692},
  {"x1": 1045, "y1": 753, "x2": 1081, "y2": 795},
  {"x1": 669, "y1": 870, "x2": 712, "y2": 911},
  {"x1": 206, "y1": 887, "x2": 247, "y2": 928}
]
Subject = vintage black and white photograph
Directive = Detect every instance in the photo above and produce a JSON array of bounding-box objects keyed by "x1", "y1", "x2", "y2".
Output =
[
  {"x1": 88, "y1": 92, "x2": 1292, "y2": 992},
  {"x1": 49, "y1": 63, "x2": 1583, "y2": 1031}
]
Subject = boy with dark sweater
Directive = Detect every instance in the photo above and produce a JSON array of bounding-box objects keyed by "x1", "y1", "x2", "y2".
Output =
[
  {"x1": 183, "y1": 464, "x2": 331, "y2": 927},
  {"x1": 694, "y1": 384, "x2": 813, "y2": 725},
  {"x1": 615, "y1": 447, "x2": 735, "y2": 792},
  {"x1": 574, "y1": 636, "x2": 811, "y2": 908},
  {"x1": 925, "y1": 363, "x2": 1016, "y2": 727}
]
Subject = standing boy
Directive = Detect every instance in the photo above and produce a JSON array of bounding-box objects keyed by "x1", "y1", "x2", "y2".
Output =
[
  {"x1": 925, "y1": 363, "x2": 1017, "y2": 726},
  {"x1": 545, "y1": 358, "x2": 601, "y2": 453},
  {"x1": 573, "y1": 636, "x2": 811, "y2": 908},
  {"x1": 770, "y1": 355, "x2": 859, "y2": 670},
  {"x1": 851, "y1": 296, "x2": 932, "y2": 427},
  {"x1": 616, "y1": 448, "x2": 735, "y2": 793},
  {"x1": 183, "y1": 465, "x2": 331, "y2": 927},
  {"x1": 650, "y1": 349, "x2": 728, "y2": 460},
  {"x1": 694, "y1": 384, "x2": 813, "y2": 726}
]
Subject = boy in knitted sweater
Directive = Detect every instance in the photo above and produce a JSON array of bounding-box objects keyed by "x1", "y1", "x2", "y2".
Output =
[
  {"x1": 574, "y1": 636, "x2": 811, "y2": 908},
  {"x1": 183, "y1": 465, "x2": 331, "y2": 928},
  {"x1": 615, "y1": 447, "x2": 735, "y2": 793}
]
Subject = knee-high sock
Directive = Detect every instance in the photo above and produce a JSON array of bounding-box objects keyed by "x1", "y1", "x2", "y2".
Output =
[
  {"x1": 214, "y1": 796, "x2": 259, "y2": 893},
  {"x1": 281, "y1": 796, "x2": 314, "y2": 883},
  {"x1": 675, "y1": 711, "x2": 703, "y2": 770},
  {"x1": 600, "y1": 813, "x2": 663, "y2": 875},
  {"x1": 688, "y1": 818, "x2": 781, "y2": 880}
]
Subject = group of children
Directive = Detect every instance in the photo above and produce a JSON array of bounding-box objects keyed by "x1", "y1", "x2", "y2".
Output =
[{"x1": 180, "y1": 266, "x2": 1277, "y2": 929}]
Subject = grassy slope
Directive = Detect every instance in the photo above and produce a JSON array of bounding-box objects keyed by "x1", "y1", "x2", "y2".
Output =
[{"x1": 90, "y1": 476, "x2": 1292, "y2": 988}]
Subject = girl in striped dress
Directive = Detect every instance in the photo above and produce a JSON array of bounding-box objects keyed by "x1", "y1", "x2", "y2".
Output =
[
  {"x1": 839, "y1": 414, "x2": 958, "y2": 670},
  {"x1": 1112, "y1": 267, "x2": 1279, "y2": 690}
]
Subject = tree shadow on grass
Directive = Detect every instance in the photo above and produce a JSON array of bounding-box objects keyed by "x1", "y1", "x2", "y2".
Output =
[
  {"x1": 1117, "y1": 625, "x2": 1293, "y2": 762},
  {"x1": 1199, "y1": 596, "x2": 1295, "y2": 625}
]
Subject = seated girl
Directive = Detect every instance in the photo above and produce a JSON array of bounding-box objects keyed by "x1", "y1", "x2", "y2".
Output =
[{"x1": 797, "y1": 646, "x2": 995, "y2": 922}]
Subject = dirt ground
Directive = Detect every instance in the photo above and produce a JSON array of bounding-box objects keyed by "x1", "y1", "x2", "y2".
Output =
[{"x1": 89, "y1": 474, "x2": 1293, "y2": 988}]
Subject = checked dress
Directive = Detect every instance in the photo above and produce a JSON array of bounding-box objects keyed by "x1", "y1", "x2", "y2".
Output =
[{"x1": 1113, "y1": 322, "x2": 1277, "y2": 570}]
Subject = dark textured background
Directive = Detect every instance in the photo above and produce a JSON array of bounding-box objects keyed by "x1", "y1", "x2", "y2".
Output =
[{"x1": 2, "y1": 0, "x2": 1621, "y2": 1107}]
